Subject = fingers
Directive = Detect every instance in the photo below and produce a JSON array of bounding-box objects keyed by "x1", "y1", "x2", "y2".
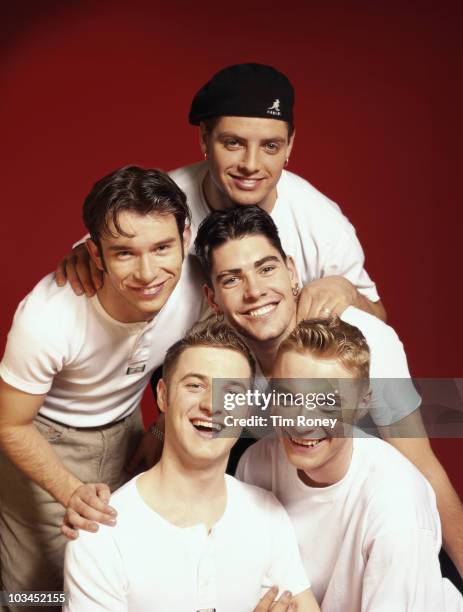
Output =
[
  {"x1": 89, "y1": 257, "x2": 103, "y2": 291},
  {"x1": 61, "y1": 244, "x2": 97, "y2": 297},
  {"x1": 61, "y1": 518, "x2": 79, "y2": 541},
  {"x1": 271, "y1": 591, "x2": 293, "y2": 611},
  {"x1": 95, "y1": 483, "x2": 111, "y2": 504},
  {"x1": 55, "y1": 260, "x2": 67, "y2": 287},
  {"x1": 254, "y1": 586, "x2": 279, "y2": 611},
  {"x1": 254, "y1": 587, "x2": 294, "y2": 611}
]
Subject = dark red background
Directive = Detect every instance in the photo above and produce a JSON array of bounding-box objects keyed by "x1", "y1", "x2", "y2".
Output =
[{"x1": 1, "y1": 2, "x2": 461, "y2": 491}]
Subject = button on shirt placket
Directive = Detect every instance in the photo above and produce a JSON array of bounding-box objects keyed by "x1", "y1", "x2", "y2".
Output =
[{"x1": 191, "y1": 526, "x2": 218, "y2": 611}]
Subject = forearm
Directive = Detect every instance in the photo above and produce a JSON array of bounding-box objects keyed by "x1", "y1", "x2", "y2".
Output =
[
  {"x1": 353, "y1": 294, "x2": 387, "y2": 322},
  {"x1": 0, "y1": 422, "x2": 82, "y2": 506}
]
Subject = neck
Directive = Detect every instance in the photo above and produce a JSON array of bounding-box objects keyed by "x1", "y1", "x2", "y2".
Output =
[
  {"x1": 249, "y1": 311, "x2": 297, "y2": 378},
  {"x1": 96, "y1": 284, "x2": 153, "y2": 324},
  {"x1": 138, "y1": 442, "x2": 228, "y2": 529},
  {"x1": 299, "y1": 438, "x2": 353, "y2": 488}
]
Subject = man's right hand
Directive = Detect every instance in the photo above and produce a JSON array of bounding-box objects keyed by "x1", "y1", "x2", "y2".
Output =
[
  {"x1": 55, "y1": 243, "x2": 102, "y2": 297},
  {"x1": 253, "y1": 587, "x2": 295, "y2": 611},
  {"x1": 61, "y1": 482, "x2": 117, "y2": 540}
]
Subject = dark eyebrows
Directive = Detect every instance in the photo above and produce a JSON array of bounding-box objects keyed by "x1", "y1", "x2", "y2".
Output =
[
  {"x1": 217, "y1": 132, "x2": 287, "y2": 144},
  {"x1": 215, "y1": 255, "x2": 281, "y2": 282},
  {"x1": 106, "y1": 236, "x2": 177, "y2": 252}
]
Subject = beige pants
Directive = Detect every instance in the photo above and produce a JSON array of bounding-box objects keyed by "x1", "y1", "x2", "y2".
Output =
[{"x1": 0, "y1": 409, "x2": 144, "y2": 612}]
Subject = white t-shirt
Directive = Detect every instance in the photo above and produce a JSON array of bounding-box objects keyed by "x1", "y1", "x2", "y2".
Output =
[
  {"x1": 341, "y1": 306, "x2": 421, "y2": 427},
  {"x1": 237, "y1": 435, "x2": 463, "y2": 611},
  {"x1": 170, "y1": 161, "x2": 380, "y2": 301},
  {"x1": 64, "y1": 474, "x2": 310, "y2": 612},
  {"x1": 0, "y1": 257, "x2": 206, "y2": 427}
]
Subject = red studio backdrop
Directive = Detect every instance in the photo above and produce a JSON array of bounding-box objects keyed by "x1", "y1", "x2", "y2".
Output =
[{"x1": 1, "y1": 2, "x2": 461, "y2": 491}]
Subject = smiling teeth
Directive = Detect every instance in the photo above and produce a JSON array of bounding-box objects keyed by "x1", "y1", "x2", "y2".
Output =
[
  {"x1": 192, "y1": 419, "x2": 222, "y2": 431},
  {"x1": 248, "y1": 304, "x2": 276, "y2": 317},
  {"x1": 291, "y1": 437, "x2": 324, "y2": 447}
]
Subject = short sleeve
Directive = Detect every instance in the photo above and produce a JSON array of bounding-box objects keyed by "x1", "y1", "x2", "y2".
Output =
[
  {"x1": 321, "y1": 229, "x2": 380, "y2": 303},
  {"x1": 64, "y1": 531, "x2": 128, "y2": 612},
  {"x1": 0, "y1": 293, "x2": 75, "y2": 394}
]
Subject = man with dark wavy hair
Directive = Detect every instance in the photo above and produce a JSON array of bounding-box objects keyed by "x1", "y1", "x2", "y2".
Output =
[{"x1": 0, "y1": 166, "x2": 205, "y2": 606}]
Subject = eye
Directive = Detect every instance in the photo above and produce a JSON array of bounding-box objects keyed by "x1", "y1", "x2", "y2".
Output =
[
  {"x1": 260, "y1": 265, "x2": 276, "y2": 275},
  {"x1": 155, "y1": 244, "x2": 171, "y2": 254},
  {"x1": 224, "y1": 139, "x2": 241, "y2": 150},
  {"x1": 264, "y1": 142, "x2": 280, "y2": 153},
  {"x1": 186, "y1": 382, "x2": 204, "y2": 391},
  {"x1": 116, "y1": 251, "x2": 132, "y2": 260},
  {"x1": 222, "y1": 276, "x2": 240, "y2": 287}
]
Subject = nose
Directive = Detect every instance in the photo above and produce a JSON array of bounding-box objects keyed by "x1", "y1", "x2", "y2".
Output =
[
  {"x1": 243, "y1": 274, "x2": 265, "y2": 302},
  {"x1": 135, "y1": 254, "x2": 158, "y2": 284},
  {"x1": 238, "y1": 145, "x2": 260, "y2": 175},
  {"x1": 199, "y1": 387, "x2": 213, "y2": 416}
]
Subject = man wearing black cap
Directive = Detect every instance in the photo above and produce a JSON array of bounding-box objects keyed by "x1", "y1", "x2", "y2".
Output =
[{"x1": 56, "y1": 63, "x2": 386, "y2": 323}]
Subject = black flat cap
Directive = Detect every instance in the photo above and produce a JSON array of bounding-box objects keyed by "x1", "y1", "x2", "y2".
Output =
[{"x1": 189, "y1": 63, "x2": 294, "y2": 125}]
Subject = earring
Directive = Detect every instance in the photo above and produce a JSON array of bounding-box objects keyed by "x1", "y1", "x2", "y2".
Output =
[
  {"x1": 216, "y1": 311, "x2": 224, "y2": 322},
  {"x1": 284, "y1": 158, "x2": 289, "y2": 168},
  {"x1": 204, "y1": 152, "x2": 208, "y2": 160},
  {"x1": 292, "y1": 283, "x2": 300, "y2": 297}
]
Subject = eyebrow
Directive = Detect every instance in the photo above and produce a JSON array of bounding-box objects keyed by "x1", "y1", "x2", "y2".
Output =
[
  {"x1": 106, "y1": 237, "x2": 177, "y2": 252},
  {"x1": 215, "y1": 255, "x2": 280, "y2": 281},
  {"x1": 217, "y1": 132, "x2": 287, "y2": 144},
  {"x1": 178, "y1": 373, "x2": 209, "y2": 384}
]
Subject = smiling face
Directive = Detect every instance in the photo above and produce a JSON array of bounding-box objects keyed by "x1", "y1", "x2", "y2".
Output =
[
  {"x1": 201, "y1": 116, "x2": 294, "y2": 213},
  {"x1": 158, "y1": 346, "x2": 252, "y2": 469},
  {"x1": 273, "y1": 349, "x2": 367, "y2": 487},
  {"x1": 205, "y1": 234, "x2": 298, "y2": 347},
  {"x1": 87, "y1": 211, "x2": 190, "y2": 323}
]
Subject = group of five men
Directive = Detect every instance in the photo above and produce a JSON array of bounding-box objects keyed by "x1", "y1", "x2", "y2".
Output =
[{"x1": 0, "y1": 63, "x2": 462, "y2": 610}]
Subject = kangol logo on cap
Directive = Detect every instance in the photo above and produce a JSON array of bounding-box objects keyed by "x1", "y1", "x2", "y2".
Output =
[{"x1": 266, "y1": 99, "x2": 281, "y2": 116}]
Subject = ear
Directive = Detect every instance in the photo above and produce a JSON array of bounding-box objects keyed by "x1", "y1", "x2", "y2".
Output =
[
  {"x1": 199, "y1": 122, "x2": 209, "y2": 156},
  {"x1": 203, "y1": 283, "x2": 221, "y2": 314},
  {"x1": 287, "y1": 128, "x2": 296, "y2": 158},
  {"x1": 182, "y1": 226, "x2": 191, "y2": 254},
  {"x1": 353, "y1": 387, "x2": 372, "y2": 423},
  {"x1": 86, "y1": 239, "x2": 104, "y2": 272},
  {"x1": 157, "y1": 379, "x2": 168, "y2": 414},
  {"x1": 285, "y1": 255, "x2": 300, "y2": 286}
]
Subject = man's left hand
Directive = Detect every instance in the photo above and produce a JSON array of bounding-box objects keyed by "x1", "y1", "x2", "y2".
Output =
[{"x1": 296, "y1": 276, "x2": 357, "y2": 321}]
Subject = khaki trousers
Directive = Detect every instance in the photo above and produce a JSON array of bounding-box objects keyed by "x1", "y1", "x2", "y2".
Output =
[{"x1": 0, "y1": 409, "x2": 144, "y2": 612}]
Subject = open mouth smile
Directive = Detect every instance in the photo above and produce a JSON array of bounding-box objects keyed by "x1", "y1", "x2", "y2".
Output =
[
  {"x1": 190, "y1": 418, "x2": 224, "y2": 438},
  {"x1": 287, "y1": 435, "x2": 328, "y2": 450},
  {"x1": 242, "y1": 302, "x2": 278, "y2": 318},
  {"x1": 128, "y1": 280, "x2": 168, "y2": 297}
]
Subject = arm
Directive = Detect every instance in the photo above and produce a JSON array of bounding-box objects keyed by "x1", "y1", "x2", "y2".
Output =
[
  {"x1": 361, "y1": 529, "x2": 450, "y2": 611},
  {"x1": 380, "y1": 419, "x2": 463, "y2": 577},
  {"x1": 64, "y1": 532, "x2": 127, "y2": 612},
  {"x1": 55, "y1": 241, "x2": 102, "y2": 297},
  {"x1": 296, "y1": 276, "x2": 387, "y2": 322},
  {"x1": 0, "y1": 379, "x2": 117, "y2": 538}
]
